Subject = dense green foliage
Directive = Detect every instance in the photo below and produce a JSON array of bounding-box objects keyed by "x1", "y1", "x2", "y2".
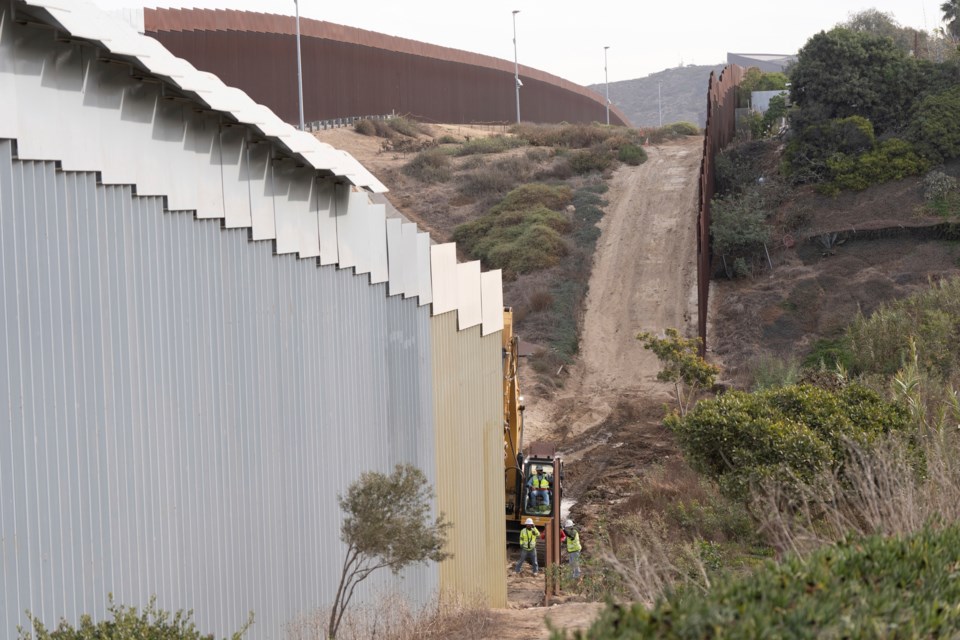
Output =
[
  {"x1": 789, "y1": 29, "x2": 917, "y2": 135},
  {"x1": 713, "y1": 141, "x2": 772, "y2": 197},
  {"x1": 907, "y1": 85, "x2": 960, "y2": 164},
  {"x1": 739, "y1": 68, "x2": 789, "y2": 94},
  {"x1": 785, "y1": 26, "x2": 960, "y2": 191},
  {"x1": 824, "y1": 137, "x2": 929, "y2": 194},
  {"x1": 666, "y1": 384, "x2": 909, "y2": 499},
  {"x1": 840, "y1": 8, "x2": 932, "y2": 57},
  {"x1": 452, "y1": 183, "x2": 573, "y2": 277},
  {"x1": 565, "y1": 525, "x2": 960, "y2": 639},
  {"x1": 18, "y1": 597, "x2": 251, "y2": 639},
  {"x1": 710, "y1": 192, "x2": 770, "y2": 261}
]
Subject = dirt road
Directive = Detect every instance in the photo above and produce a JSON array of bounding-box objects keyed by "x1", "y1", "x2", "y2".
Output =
[
  {"x1": 524, "y1": 137, "x2": 703, "y2": 445},
  {"x1": 490, "y1": 137, "x2": 704, "y2": 639}
]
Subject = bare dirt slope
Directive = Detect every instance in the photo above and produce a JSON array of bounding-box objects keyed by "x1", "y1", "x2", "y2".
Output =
[{"x1": 524, "y1": 136, "x2": 703, "y2": 445}]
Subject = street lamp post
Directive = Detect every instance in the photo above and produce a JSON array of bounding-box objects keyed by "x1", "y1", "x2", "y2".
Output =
[
  {"x1": 512, "y1": 10, "x2": 521, "y2": 124},
  {"x1": 294, "y1": 0, "x2": 305, "y2": 130},
  {"x1": 604, "y1": 46, "x2": 610, "y2": 125}
]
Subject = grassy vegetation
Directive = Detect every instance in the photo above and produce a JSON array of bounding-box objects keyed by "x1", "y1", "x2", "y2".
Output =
[
  {"x1": 402, "y1": 148, "x2": 453, "y2": 183},
  {"x1": 453, "y1": 135, "x2": 527, "y2": 156}
]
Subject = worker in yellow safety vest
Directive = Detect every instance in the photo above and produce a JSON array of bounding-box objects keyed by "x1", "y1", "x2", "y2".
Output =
[
  {"x1": 514, "y1": 518, "x2": 543, "y2": 576},
  {"x1": 564, "y1": 519, "x2": 582, "y2": 579},
  {"x1": 527, "y1": 466, "x2": 551, "y2": 514}
]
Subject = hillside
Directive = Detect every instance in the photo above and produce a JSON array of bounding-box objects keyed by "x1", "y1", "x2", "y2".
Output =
[{"x1": 589, "y1": 64, "x2": 723, "y2": 128}]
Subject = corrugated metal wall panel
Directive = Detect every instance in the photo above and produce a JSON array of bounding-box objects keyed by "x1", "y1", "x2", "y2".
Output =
[
  {"x1": 0, "y1": 138, "x2": 439, "y2": 638},
  {"x1": 431, "y1": 312, "x2": 507, "y2": 607}
]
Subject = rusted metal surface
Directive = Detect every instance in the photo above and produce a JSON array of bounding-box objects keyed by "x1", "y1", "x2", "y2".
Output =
[
  {"x1": 697, "y1": 64, "x2": 744, "y2": 356},
  {"x1": 144, "y1": 8, "x2": 630, "y2": 126}
]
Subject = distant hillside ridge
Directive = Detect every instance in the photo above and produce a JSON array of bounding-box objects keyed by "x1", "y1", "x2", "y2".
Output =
[{"x1": 591, "y1": 64, "x2": 724, "y2": 128}]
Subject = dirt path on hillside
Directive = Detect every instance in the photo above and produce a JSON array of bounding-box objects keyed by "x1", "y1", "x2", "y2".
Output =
[
  {"x1": 524, "y1": 136, "x2": 703, "y2": 445},
  {"x1": 487, "y1": 137, "x2": 704, "y2": 640}
]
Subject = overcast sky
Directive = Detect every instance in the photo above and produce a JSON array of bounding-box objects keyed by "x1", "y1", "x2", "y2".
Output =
[{"x1": 92, "y1": 0, "x2": 948, "y2": 86}]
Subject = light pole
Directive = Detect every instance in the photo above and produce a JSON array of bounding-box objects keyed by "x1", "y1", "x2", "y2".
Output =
[
  {"x1": 657, "y1": 80, "x2": 663, "y2": 128},
  {"x1": 294, "y1": 0, "x2": 305, "y2": 130},
  {"x1": 512, "y1": 10, "x2": 521, "y2": 124},
  {"x1": 604, "y1": 46, "x2": 610, "y2": 125}
]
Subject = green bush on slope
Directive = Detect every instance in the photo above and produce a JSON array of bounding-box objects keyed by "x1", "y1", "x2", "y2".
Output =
[
  {"x1": 563, "y1": 524, "x2": 960, "y2": 639},
  {"x1": 666, "y1": 383, "x2": 909, "y2": 500}
]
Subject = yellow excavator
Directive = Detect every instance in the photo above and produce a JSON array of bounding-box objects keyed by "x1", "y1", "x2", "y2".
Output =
[{"x1": 503, "y1": 307, "x2": 563, "y2": 561}]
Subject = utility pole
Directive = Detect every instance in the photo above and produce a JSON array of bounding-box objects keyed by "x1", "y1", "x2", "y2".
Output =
[
  {"x1": 658, "y1": 80, "x2": 662, "y2": 128},
  {"x1": 604, "y1": 46, "x2": 610, "y2": 125},
  {"x1": 512, "y1": 10, "x2": 521, "y2": 124},
  {"x1": 294, "y1": 0, "x2": 305, "y2": 130}
]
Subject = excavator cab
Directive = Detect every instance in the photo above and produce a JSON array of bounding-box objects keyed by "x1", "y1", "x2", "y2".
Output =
[{"x1": 522, "y1": 460, "x2": 555, "y2": 517}]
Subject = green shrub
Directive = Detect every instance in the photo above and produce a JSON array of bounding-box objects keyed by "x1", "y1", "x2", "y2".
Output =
[
  {"x1": 567, "y1": 525, "x2": 960, "y2": 639},
  {"x1": 491, "y1": 182, "x2": 573, "y2": 214},
  {"x1": 353, "y1": 119, "x2": 377, "y2": 136},
  {"x1": 907, "y1": 85, "x2": 960, "y2": 164},
  {"x1": 402, "y1": 147, "x2": 452, "y2": 183},
  {"x1": 457, "y1": 156, "x2": 535, "y2": 199},
  {"x1": 666, "y1": 383, "x2": 909, "y2": 500},
  {"x1": 568, "y1": 147, "x2": 614, "y2": 175},
  {"x1": 921, "y1": 169, "x2": 960, "y2": 216},
  {"x1": 666, "y1": 121, "x2": 700, "y2": 136},
  {"x1": 386, "y1": 116, "x2": 427, "y2": 138},
  {"x1": 454, "y1": 135, "x2": 526, "y2": 156},
  {"x1": 617, "y1": 143, "x2": 648, "y2": 166},
  {"x1": 826, "y1": 137, "x2": 929, "y2": 193},
  {"x1": 452, "y1": 183, "x2": 574, "y2": 276},
  {"x1": 714, "y1": 140, "x2": 773, "y2": 197},
  {"x1": 436, "y1": 134, "x2": 459, "y2": 144},
  {"x1": 710, "y1": 191, "x2": 770, "y2": 259},
  {"x1": 18, "y1": 596, "x2": 252, "y2": 639},
  {"x1": 785, "y1": 115, "x2": 877, "y2": 184}
]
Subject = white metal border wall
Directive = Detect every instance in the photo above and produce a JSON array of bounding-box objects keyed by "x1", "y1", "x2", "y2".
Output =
[
  {"x1": 0, "y1": 140, "x2": 437, "y2": 637},
  {"x1": 0, "y1": 1, "x2": 509, "y2": 635}
]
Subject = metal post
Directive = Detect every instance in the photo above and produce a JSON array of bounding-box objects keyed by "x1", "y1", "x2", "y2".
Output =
[
  {"x1": 294, "y1": 0, "x2": 305, "y2": 131},
  {"x1": 512, "y1": 10, "x2": 521, "y2": 125},
  {"x1": 658, "y1": 80, "x2": 663, "y2": 128},
  {"x1": 604, "y1": 46, "x2": 610, "y2": 125}
]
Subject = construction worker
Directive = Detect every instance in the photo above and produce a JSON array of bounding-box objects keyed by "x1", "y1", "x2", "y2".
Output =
[
  {"x1": 527, "y1": 466, "x2": 551, "y2": 514},
  {"x1": 514, "y1": 518, "x2": 542, "y2": 576},
  {"x1": 564, "y1": 519, "x2": 582, "y2": 579}
]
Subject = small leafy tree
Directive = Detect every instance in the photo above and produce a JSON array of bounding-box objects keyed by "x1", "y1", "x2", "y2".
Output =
[
  {"x1": 636, "y1": 328, "x2": 719, "y2": 415},
  {"x1": 18, "y1": 595, "x2": 252, "y2": 639},
  {"x1": 328, "y1": 464, "x2": 451, "y2": 639}
]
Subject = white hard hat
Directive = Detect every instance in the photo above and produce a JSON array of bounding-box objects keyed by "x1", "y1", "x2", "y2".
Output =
[
  {"x1": 524, "y1": 518, "x2": 534, "y2": 525},
  {"x1": 565, "y1": 519, "x2": 574, "y2": 528}
]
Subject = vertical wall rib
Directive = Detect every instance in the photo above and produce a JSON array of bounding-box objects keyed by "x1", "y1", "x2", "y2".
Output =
[{"x1": 0, "y1": 139, "x2": 438, "y2": 638}]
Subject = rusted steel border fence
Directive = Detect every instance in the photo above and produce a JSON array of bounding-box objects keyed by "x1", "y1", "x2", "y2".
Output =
[
  {"x1": 144, "y1": 8, "x2": 631, "y2": 128},
  {"x1": 698, "y1": 65, "x2": 744, "y2": 356}
]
